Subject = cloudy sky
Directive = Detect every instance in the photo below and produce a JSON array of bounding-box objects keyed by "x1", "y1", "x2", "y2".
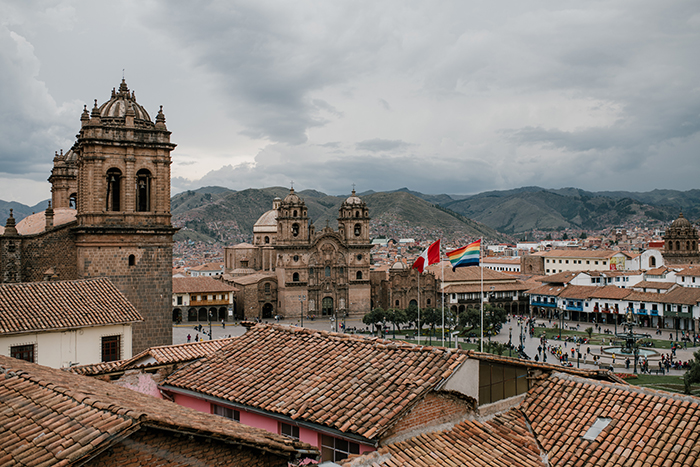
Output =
[{"x1": 1, "y1": 1, "x2": 699, "y2": 205}]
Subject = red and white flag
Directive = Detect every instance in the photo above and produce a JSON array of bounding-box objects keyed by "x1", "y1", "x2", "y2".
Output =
[{"x1": 412, "y1": 239, "x2": 440, "y2": 273}]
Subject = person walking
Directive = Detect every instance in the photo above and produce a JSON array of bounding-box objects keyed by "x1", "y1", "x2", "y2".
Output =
[{"x1": 187, "y1": 334, "x2": 191, "y2": 343}]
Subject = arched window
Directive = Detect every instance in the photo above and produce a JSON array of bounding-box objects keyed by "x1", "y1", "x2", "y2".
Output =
[
  {"x1": 292, "y1": 223, "x2": 299, "y2": 237},
  {"x1": 354, "y1": 223, "x2": 361, "y2": 236},
  {"x1": 264, "y1": 283, "x2": 271, "y2": 293},
  {"x1": 355, "y1": 211, "x2": 359, "y2": 218},
  {"x1": 676, "y1": 241, "x2": 681, "y2": 250},
  {"x1": 649, "y1": 256, "x2": 656, "y2": 267},
  {"x1": 106, "y1": 168, "x2": 122, "y2": 211},
  {"x1": 309, "y1": 267, "x2": 314, "y2": 275},
  {"x1": 694, "y1": 241, "x2": 697, "y2": 250},
  {"x1": 409, "y1": 299, "x2": 418, "y2": 308},
  {"x1": 395, "y1": 300, "x2": 400, "y2": 306},
  {"x1": 356, "y1": 271, "x2": 363, "y2": 280},
  {"x1": 265, "y1": 236, "x2": 270, "y2": 244},
  {"x1": 669, "y1": 242, "x2": 673, "y2": 251},
  {"x1": 69, "y1": 193, "x2": 77, "y2": 209},
  {"x1": 687, "y1": 241, "x2": 691, "y2": 251},
  {"x1": 427, "y1": 299, "x2": 431, "y2": 305},
  {"x1": 292, "y1": 272, "x2": 300, "y2": 282},
  {"x1": 128, "y1": 254, "x2": 135, "y2": 266},
  {"x1": 293, "y1": 210, "x2": 297, "y2": 217},
  {"x1": 325, "y1": 266, "x2": 331, "y2": 277},
  {"x1": 136, "y1": 169, "x2": 151, "y2": 212}
]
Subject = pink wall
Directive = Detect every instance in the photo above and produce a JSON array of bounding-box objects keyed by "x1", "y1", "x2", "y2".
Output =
[{"x1": 167, "y1": 391, "x2": 375, "y2": 458}]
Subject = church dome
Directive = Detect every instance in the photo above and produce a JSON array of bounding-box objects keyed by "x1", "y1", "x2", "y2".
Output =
[
  {"x1": 670, "y1": 213, "x2": 692, "y2": 229},
  {"x1": 343, "y1": 189, "x2": 364, "y2": 206},
  {"x1": 390, "y1": 260, "x2": 408, "y2": 270},
  {"x1": 282, "y1": 187, "x2": 302, "y2": 205},
  {"x1": 253, "y1": 210, "x2": 278, "y2": 233},
  {"x1": 96, "y1": 79, "x2": 154, "y2": 128}
]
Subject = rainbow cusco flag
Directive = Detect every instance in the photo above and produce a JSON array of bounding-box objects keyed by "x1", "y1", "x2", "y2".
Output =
[{"x1": 446, "y1": 239, "x2": 481, "y2": 271}]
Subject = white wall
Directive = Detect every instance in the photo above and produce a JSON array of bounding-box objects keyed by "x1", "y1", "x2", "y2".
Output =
[{"x1": 0, "y1": 324, "x2": 133, "y2": 369}]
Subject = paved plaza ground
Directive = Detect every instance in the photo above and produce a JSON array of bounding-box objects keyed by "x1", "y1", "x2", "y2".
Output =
[{"x1": 173, "y1": 315, "x2": 697, "y2": 377}]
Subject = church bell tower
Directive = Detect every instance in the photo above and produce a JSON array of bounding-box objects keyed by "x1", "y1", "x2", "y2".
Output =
[{"x1": 71, "y1": 79, "x2": 177, "y2": 353}]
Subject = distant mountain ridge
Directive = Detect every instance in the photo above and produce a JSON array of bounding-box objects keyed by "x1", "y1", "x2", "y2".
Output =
[{"x1": 4, "y1": 186, "x2": 698, "y2": 243}]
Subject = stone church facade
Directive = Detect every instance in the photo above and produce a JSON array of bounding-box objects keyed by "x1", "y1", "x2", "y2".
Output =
[
  {"x1": 224, "y1": 189, "x2": 372, "y2": 319},
  {"x1": 663, "y1": 213, "x2": 700, "y2": 265},
  {"x1": 0, "y1": 80, "x2": 176, "y2": 354}
]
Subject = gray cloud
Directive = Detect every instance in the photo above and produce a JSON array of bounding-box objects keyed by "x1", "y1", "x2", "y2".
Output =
[
  {"x1": 2, "y1": 1, "x2": 700, "y2": 205},
  {"x1": 355, "y1": 139, "x2": 411, "y2": 153}
]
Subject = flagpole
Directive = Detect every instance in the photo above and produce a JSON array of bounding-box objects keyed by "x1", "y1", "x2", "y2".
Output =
[
  {"x1": 480, "y1": 238, "x2": 484, "y2": 352},
  {"x1": 417, "y1": 271, "x2": 421, "y2": 345},
  {"x1": 441, "y1": 246, "x2": 445, "y2": 347}
]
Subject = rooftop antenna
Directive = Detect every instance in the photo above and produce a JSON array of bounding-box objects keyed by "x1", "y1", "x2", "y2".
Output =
[{"x1": 122, "y1": 68, "x2": 125, "y2": 79}]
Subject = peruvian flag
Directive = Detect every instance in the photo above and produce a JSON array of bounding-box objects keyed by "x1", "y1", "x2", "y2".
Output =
[{"x1": 412, "y1": 239, "x2": 440, "y2": 273}]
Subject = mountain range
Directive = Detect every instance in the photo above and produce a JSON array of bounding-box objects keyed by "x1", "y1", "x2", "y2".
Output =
[{"x1": 2, "y1": 187, "x2": 698, "y2": 245}]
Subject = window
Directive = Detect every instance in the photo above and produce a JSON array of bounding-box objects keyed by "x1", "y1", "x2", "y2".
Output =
[
  {"x1": 265, "y1": 236, "x2": 270, "y2": 244},
  {"x1": 292, "y1": 223, "x2": 299, "y2": 237},
  {"x1": 136, "y1": 169, "x2": 151, "y2": 212},
  {"x1": 212, "y1": 404, "x2": 240, "y2": 421},
  {"x1": 354, "y1": 224, "x2": 361, "y2": 236},
  {"x1": 128, "y1": 254, "x2": 135, "y2": 266},
  {"x1": 293, "y1": 255, "x2": 299, "y2": 262},
  {"x1": 292, "y1": 272, "x2": 300, "y2": 282},
  {"x1": 101, "y1": 335, "x2": 121, "y2": 362},
  {"x1": 357, "y1": 254, "x2": 363, "y2": 261},
  {"x1": 325, "y1": 266, "x2": 331, "y2": 277},
  {"x1": 11, "y1": 344, "x2": 34, "y2": 363},
  {"x1": 264, "y1": 283, "x2": 271, "y2": 293},
  {"x1": 280, "y1": 423, "x2": 299, "y2": 440},
  {"x1": 309, "y1": 267, "x2": 314, "y2": 276},
  {"x1": 293, "y1": 210, "x2": 297, "y2": 217},
  {"x1": 356, "y1": 271, "x2": 363, "y2": 280},
  {"x1": 427, "y1": 299, "x2": 431, "y2": 305},
  {"x1": 177, "y1": 296, "x2": 183, "y2": 305},
  {"x1": 479, "y1": 362, "x2": 528, "y2": 405},
  {"x1": 321, "y1": 435, "x2": 360, "y2": 462}
]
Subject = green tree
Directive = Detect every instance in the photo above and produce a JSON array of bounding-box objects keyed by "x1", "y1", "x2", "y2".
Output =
[
  {"x1": 579, "y1": 231, "x2": 588, "y2": 239},
  {"x1": 683, "y1": 349, "x2": 700, "y2": 394},
  {"x1": 422, "y1": 307, "x2": 441, "y2": 344},
  {"x1": 585, "y1": 327, "x2": 593, "y2": 340},
  {"x1": 385, "y1": 308, "x2": 407, "y2": 339},
  {"x1": 405, "y1": 305, "x2": 418, "y2": 334},
  {"x1": 363, "y1": 308, "x2": 386, "y2": 336},
  {"x1": 562, "y1": 233, "x2": 569, "y2": 240}
]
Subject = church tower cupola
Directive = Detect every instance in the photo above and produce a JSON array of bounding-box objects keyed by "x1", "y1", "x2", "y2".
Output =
[{"x1": 338, "y1": 188, "x2": 370, "y2": 244}]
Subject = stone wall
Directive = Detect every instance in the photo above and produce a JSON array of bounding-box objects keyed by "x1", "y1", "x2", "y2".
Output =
[{"x1": 76, "y1": 229, "x2": 174, "y2": 354}]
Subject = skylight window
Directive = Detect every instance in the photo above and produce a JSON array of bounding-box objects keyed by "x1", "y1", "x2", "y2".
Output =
[{"x1": 583, "y1": 417, "x2": 612, "y2": 441}]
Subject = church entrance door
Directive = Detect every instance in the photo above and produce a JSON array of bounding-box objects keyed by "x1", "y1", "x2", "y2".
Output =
[
  {"x1": 322, "y1": 297, "x2": 333, "y2": 316},
  {"x1": 262, "y1": 303, "x2": 273, "y2": 319}
]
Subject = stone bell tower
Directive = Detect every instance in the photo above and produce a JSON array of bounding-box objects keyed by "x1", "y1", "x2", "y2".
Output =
[{"x1": 71, "y1": 79, "x2": 177, "y2": 353}]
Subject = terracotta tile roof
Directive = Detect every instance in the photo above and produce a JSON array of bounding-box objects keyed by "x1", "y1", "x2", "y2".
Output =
[
  {"x1": 541, "y1": 271, "x2": 580, "y2": 283},
  {"x1": 0, "y1": 278, "x2": 143, "y2": 335},
  {"x1": 559, "y1": 285, "x2": 632, "y2": 301},
  {"x1": 537, "y1": 249, "x2": 621, "y2": 259},
  {"x1": 521, "y1": 372, "x2": 700, "y2": 466},
  {"x1": 624, "y1": 290, "x2": 666, "y2": 303},
  {"x1": 162, "y1": 324, "x2": 468, "y2": 441},
  {"x1": 340, "y1": 409, "x2": 546, "y2": 467},
  {"x1": 425, "y1": 262, "x2": 517, "y2": 282},
  {"x1": 527, "y1": 284, "x2": 566, "y2": 296},
  {"x1": 172, "y1": 276, "x2": 237, "y2": 293},
  {"x1": 678, "y1": 266, "x2": 700, "y2": 277},
  {"x1": 122, "y1": 337, "x2": 236, "y2": 370},
  {"x1": 0, "y1": 355, "x2": 317, "y2": 465},
  {"x1": 632, "y1": 280, "x2": 676, "y2": 291},
  {"x1": 226, "y1": 272, "x2": 277, "y2": 286},
  {"x1": 658, "y1": 286, "x2": 700, "y2": 305},
  {"x1": 67, "y1": 338, "x2": 237, "y2": 375},
  {"x1": 442, "y1": 280, "x2": 531, "y2": 294}
]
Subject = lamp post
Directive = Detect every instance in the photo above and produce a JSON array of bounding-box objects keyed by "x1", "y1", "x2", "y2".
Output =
[
  {"x1": 675, "y1": 310, "x2": 679, "y2": 342},
  {"x1": 208, "y1": 310, "x2": 213, "y2": 341},
  {"x1": 576, "y1": 343, "x2": 580, "y2": 368},
  {"x1": 508, "y1": 327, "x2": 513, "y2": 357},
  {"x1": 298, "y1": 295, "x2": 306, "y2": 327}
]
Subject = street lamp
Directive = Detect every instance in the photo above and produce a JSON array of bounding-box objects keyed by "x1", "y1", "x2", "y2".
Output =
[
  {"x1": 675, "y1": 310, "x2": 679, "y2": 342},
  {"x1": 208, "y1": 310, "x2": 213, "y2": 341},
  {"x1": 298, "y1": 295, "x2": 306, "y2": 327},
  {"x1": 508, "y1": 327, "x2": 513, "y2": 357}
]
